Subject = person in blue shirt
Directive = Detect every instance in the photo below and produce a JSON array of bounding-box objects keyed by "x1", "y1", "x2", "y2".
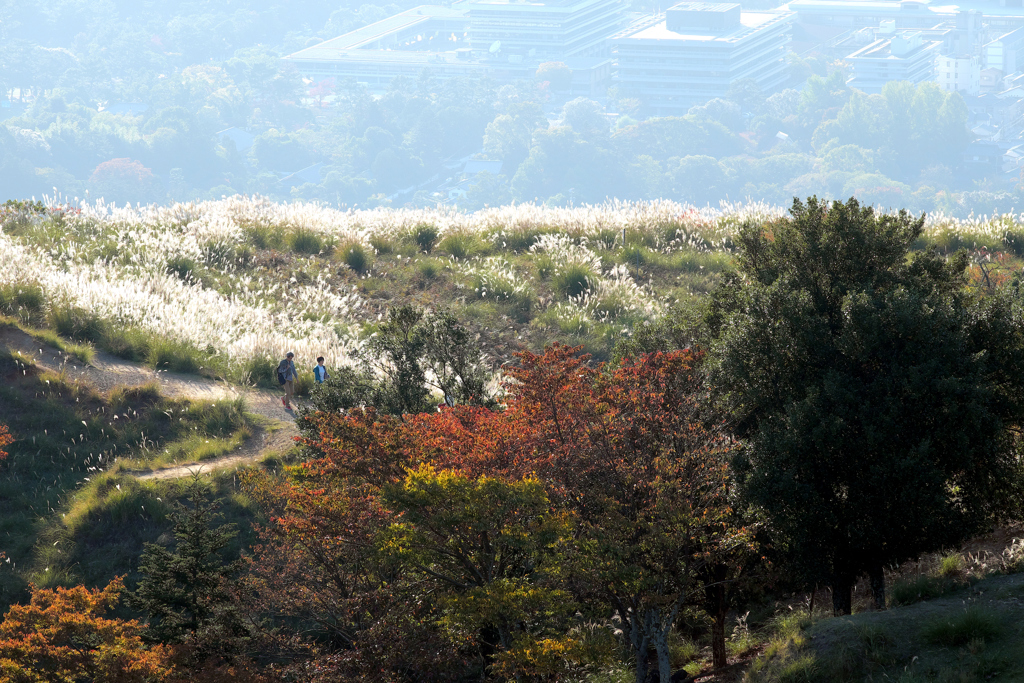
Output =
[{"x1": 314, "y1": 356, "x2": 330, "y2": 384}]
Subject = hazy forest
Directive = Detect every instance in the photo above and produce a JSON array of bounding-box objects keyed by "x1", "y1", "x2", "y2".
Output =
[{"x1": 0, "y1": 0, "x2": 1008, "y2": 214}]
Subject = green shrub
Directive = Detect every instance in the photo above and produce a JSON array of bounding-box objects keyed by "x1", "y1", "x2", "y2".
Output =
[
  {"x1": 535, "y1": 255, "x2": 554, "y2": 280},
  {"x1": 551, "y1": 264, "x2": 594, "y2": 299},
  {"x1": 48, "y1": 304, "x2": 107, "y2": 343},
  {"x1": 0, "y1": 283, "x2": 46, "y2": 324},
  {"x1": 340, "y1": 241, "x2": 371, "y2": 273},
  {"x1": 236, "y1": 355, "x2": 278, "y2": 388},
  {"x1": 938, "y1": 552, "x2": 965, "y2": 578},
  {"x1": 412, "y1": 223, "x2": 439, "y2": 252},
  {"x1": 184, "y1": 397, "x2": 248, "y2": 436},
  {"x1": 922, "y1": 606, "x2": 1003, "y2": 647},
  {"x1": 109, "y1": 382, "x2": 163, "y2": 410},
  {"x1": 492, "y1": 227, "x2": 550, "y2": 252},
  {"x1": 621, "y1": 245, "x2": 648, "y2": 267}
]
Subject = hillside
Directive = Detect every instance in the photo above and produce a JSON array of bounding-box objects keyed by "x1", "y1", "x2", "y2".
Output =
[
  {"x1": 748, "y1": 567, "x2": 1024, "y2": 683},
  {"x1": 3, "y1": 197, "x2": 1024, "y2": 682},
  {"x1": 2, "y1": 197, "x2": 1020, "y2": 380}
]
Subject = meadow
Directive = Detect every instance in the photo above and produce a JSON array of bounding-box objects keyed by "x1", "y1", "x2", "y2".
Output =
[{"x1": 2, "y1": 196, "x2": 1021, "y2": 387}]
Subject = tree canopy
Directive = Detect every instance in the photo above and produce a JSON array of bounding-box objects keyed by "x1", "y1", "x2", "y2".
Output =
[{"x1": 708, "y1": 196, "x2": 1024, "y2": 614}]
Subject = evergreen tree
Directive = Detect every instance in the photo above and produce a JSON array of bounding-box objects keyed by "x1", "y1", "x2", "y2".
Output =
[
  {"x1": 129, "y1": 475, "x2": 246, "y2": 652},
  {"x1": 708, "y1": 197, "x2": 1024, "y2": 614}
]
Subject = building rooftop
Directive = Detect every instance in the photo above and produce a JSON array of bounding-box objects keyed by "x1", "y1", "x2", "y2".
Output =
[
  {"x1": 286, "y1": 5, "x2": 469, "y2": 61},
  {"x1": 615, "y1": 8, "x2": 791, "y2": 43},
  {"x1": 786, "y1": 0, "x2": 1024, "y2": 19},
  {"x1": 847, "y1": 32, "x2": 940, "y2": 58}
]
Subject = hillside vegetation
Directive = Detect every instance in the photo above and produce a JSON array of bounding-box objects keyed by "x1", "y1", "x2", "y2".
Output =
[
  {"x1": 2, "y1": 197, "x2": 1024, "y2": 683},
  {"x1": 2, "y1": 197, "x2": 1021, "y2": 378}
]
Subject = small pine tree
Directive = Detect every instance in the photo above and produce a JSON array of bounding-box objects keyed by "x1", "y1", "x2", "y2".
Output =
[{"x1": 129, "y1": 475, "x2": 246, "y2": 653}]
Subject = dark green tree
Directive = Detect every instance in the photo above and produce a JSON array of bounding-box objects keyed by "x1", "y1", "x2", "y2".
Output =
[
  {"x1": 709, "y1": 197, "x2": 1024, "y2": 614},
  {"x1": 129, "y1": 476, "x2": 246, "y2": 652}
]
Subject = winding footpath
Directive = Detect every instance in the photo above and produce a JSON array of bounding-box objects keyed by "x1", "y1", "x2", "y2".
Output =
[{"x1": 0, "y1": 325, "x2": 300, "y2": 480}]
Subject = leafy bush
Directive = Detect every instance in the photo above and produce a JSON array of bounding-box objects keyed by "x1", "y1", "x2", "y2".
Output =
[
  {"x1": 369, "y1": 234, "x2": 396, "y2": 254},
  {"x1": 165, "y1": 255, "x2": 199, "y2": 282},
  {"x1": 242, "y1": 224, "x2": 287, "y2": 250},
  {"x1": 109, "y1": 382, "x2": 163, "y2": 410},
  {"x1": 922, "y1": 606, "x2": 1003, "y2": 647},
  {"x1": 101, "y1": 327, "x2": 152, "y2": 362},
  {"x1": 236, "y1": 355, "x2": 278, "y2": 388},
  {"x1": 938, "y1": 552, "x2": 965, "y2": 578},
  {"x1": 417, "y1": 259, "x2": 441, "y2": 280}
]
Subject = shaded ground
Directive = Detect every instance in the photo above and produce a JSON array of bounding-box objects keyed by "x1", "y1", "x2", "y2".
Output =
[{"x1": 0, "y1": 325, "x2": 300, "y2": 478}]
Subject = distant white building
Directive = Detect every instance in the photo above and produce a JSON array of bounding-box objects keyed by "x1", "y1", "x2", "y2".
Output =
[
  {"x1": 846, "y1": 30, "x2": 942, "y2": 93},
  {"x1": 937, "y1": 54, "x2": 981, "y2": 94},
  {"x1": 612, "y1": 2, "x2": 794, "y2": 114}
]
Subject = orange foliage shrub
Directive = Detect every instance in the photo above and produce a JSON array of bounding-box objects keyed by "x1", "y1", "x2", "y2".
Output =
[{"x1": 0, "y1": 578, "x2": 172, "y2": 682}]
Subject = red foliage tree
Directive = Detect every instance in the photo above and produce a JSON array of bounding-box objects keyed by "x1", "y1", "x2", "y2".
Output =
[
  {"x1": 246, "y1": 346, "x2": 754, "y2": 682},
  {"x1": 89, "y1": 158, "x2": 163, "y2": 205}
]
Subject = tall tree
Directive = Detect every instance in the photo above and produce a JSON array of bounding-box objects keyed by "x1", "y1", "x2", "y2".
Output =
[
  {"x1": 504, "y1": 347, "x2": 753, "y2": 680},
  {"x1": 708, "y1": 197, "x2": 1024, "y2": 614}
]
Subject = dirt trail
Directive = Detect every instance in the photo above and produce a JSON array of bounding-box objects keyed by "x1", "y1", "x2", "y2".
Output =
[{"x1": 0, "y1": 325, "x2": 301, "y2": 478}]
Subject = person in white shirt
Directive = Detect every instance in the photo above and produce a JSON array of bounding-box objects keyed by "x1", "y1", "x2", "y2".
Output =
[{"x1": 313, "y1": 356, "x2": 329, "y2": 385}]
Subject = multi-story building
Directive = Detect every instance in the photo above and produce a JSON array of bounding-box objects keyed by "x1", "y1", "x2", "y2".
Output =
[
  {"x1": 937, "y1": 54, "x2": 982, "y2": 93},
  {"x1": 612, "y1": 2, "x2": 794, "y2": 114},
  {"x1": 283, "y1": 0, "x2": 625, "y2": 94},
  {"x1": 467, "y1": 0, "x2": 623, "y2": 60},
  {"x1": 845, "y1": 30, "x2": 942, "y2": 92}
]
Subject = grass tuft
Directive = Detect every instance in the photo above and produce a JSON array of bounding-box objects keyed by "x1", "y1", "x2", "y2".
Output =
[
  {"x1": 551, "y1": 264, "x2": 594, "y2": 299},
  {"x1": 411, "y1": 223, "x2": 439, "y2": 253},
  {"x1": 340, "y1": 241, "x2": 371, "y2": 273},
  {"x1": 922, "y1": 606, "x2": 1003, "y2": 647}
]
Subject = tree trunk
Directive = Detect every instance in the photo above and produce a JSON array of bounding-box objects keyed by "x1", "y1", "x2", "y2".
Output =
[
  {"x1": 869, "y1": 564, "x2": 886, "y2": 610},
  {"x1": 635, "y1": 649, "x2": 649, "y2": 683},
  {"x1": 705, "y1": 564, "x2": 729, "y2": 669},
  {"x1": 651, "y1": 620, "x2": 673, "y2": 683},
  {"x1": 831, "y1": 576, "x2": 853, "y2": 616},
  {"x1": 711, "y1": 603, "x2": 727, "y2": 669}
]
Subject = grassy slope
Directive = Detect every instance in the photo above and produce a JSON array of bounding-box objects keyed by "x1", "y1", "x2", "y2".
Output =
[
  {"x1": 0, "y1": 346, "x2": 261, "y2": 607},
  {"x1": 747, "y1": 571, "x2": 1024, "y2": 683}
]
